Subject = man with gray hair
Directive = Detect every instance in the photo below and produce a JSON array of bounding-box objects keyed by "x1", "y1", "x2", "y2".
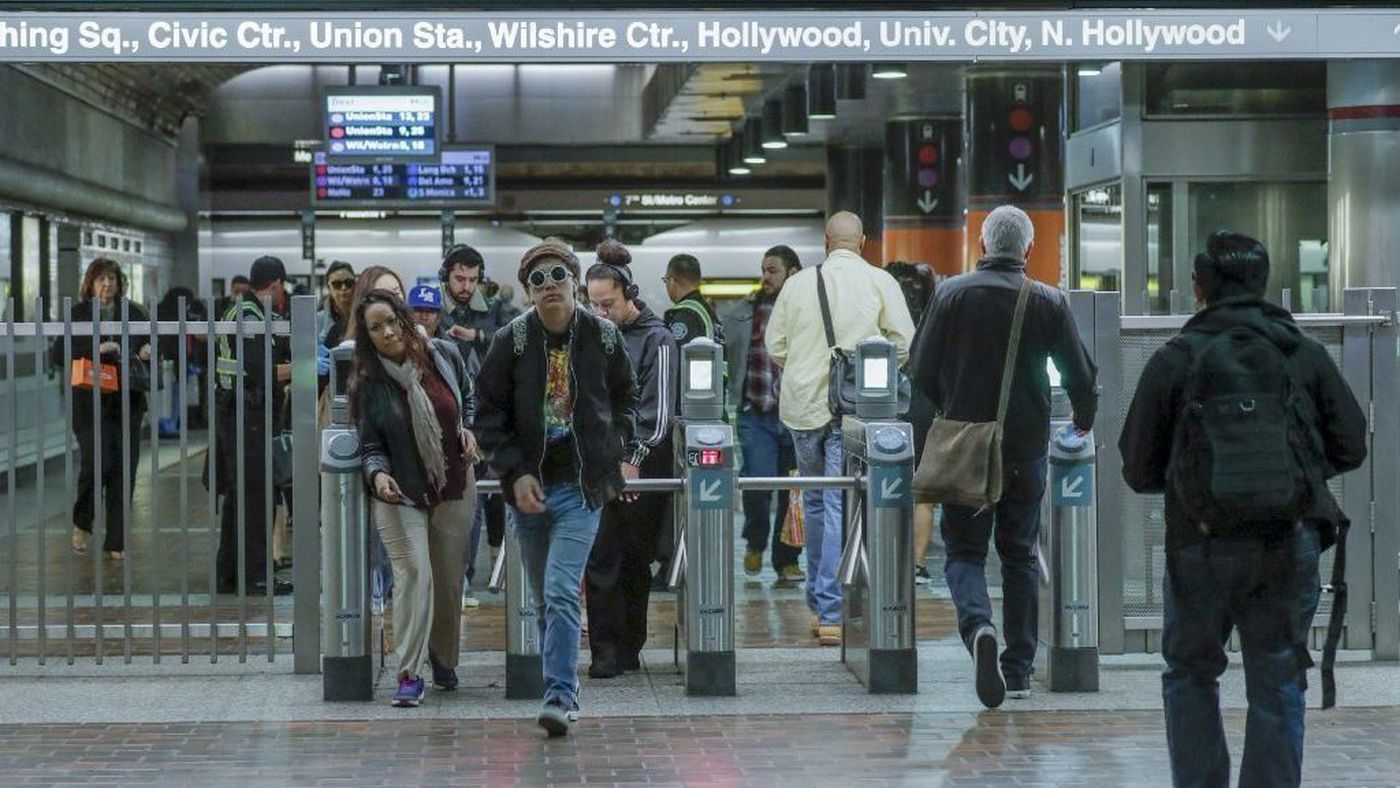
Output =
[{"x1": 909, "y1": 204, "x2": 1097, "y2": 707}]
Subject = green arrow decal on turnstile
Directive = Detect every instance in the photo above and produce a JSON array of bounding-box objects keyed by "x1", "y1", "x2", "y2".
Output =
[
  {"x1": 870, "y1": 465, "x2": 911, "y2": 508},
  {"x1": 690, "y1": 469, "x2": 732, "y2": 510}
]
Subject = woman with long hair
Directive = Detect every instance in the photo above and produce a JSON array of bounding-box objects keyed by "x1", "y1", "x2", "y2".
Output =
[
  {"x1": 317, "y1": 260, "x2": 356, "y2": 348},
  {"x1": 345, "y1": 265, "x2": 406, "y2": 341},
  {"x1": 51, "y1": 258, "x2": 152, "y2": 559},
  {"x1": 351, "y1": 290, "x2": 478, "y2": 707}
]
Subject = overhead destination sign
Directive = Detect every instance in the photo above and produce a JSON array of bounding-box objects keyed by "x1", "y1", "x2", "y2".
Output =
[
  {"x1": 0, "y1": 10, "x2": 1397, "y2": 61},
  {"x1": 311, "y1": 147, "x2": 495, "y2": 208},
  {"x1": 324, "y1": 87, "x2": 439, "y2": 163}
]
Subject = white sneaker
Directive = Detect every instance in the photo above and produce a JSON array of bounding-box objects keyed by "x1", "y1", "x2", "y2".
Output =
[{"x1": 461, "y1": 592, "x2": 480, "y2": 610}]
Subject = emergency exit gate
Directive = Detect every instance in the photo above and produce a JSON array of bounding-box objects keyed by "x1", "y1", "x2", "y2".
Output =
[{"x1": 1074, "y1": 288, "x2": 1400, "y2": 659}]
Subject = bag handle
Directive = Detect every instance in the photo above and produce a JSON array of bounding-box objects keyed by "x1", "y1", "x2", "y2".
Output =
[
  {"x1": 994, "y1": 278, "x2": 1034, "y2": 434},
  {"x1": 815, "y1": 264, "x2": 838, "y2": 351}
]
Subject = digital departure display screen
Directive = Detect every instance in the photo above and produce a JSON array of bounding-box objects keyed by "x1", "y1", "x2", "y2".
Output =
[
  {"x1": 323, "y1": 86, "x2": 441, "y2": 163},
  {"x1": 311, "y1": 147, "x2": 496, "y2": 207}
]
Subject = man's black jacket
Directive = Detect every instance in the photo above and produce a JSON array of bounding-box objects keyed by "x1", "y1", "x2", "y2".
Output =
[
  {"x1": 1119, "y1": 296, "x2": 1368, "y2": 551},
  {"x1": 909, "y1": 257, "x2": 1098, "y2": 464},
  {"x1": 474, "y1": 306, "x2": 641, "y2": 511}
]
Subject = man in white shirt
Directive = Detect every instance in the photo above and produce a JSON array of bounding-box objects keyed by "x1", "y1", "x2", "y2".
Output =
[{"x1": 766, "y1": 211, "x2": 915, "y2": 645}]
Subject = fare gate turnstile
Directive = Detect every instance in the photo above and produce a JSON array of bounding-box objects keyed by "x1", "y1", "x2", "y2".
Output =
[
  {"x1": 839, "y1": 338, "x2": 918, "y2": 693},
  {"x1": 1036, "y1": 405, "x2": 1101, "y2": 693},
  {"x1": 321, "y1": 343, "x2": 372, "y2": 701},
  {"x1": 670, "y1": 338, "x2": 737, "y2": 696}
]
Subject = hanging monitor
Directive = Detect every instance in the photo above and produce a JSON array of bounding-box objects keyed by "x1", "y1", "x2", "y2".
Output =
[
  {"x1": 311, "y1": 146, "x2": 495, "y2": 208},
  {"x1": 323, "y1": 86, "x2": 441, "y2": 164}
]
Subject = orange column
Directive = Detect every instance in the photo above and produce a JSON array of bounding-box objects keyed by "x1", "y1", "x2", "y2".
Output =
[
  {"x1": 964, "y1": 67, "x2": 1065, "y2": 286},
  {"x1": 882, "y1": 118, "x2": 966, "y2": 277}
]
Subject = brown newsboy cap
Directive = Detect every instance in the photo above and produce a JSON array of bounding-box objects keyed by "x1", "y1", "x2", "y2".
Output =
[{"x1": 517, "y1": 239, "x2": 581, "y2": 288}]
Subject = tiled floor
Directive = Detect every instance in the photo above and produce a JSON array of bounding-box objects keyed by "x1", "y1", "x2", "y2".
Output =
[{"x1": 3, "y1": 708, "x2": 1398, "y2": 787}]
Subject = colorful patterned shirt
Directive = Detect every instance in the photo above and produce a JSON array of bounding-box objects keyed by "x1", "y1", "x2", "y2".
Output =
[{"x1": 744, "y1": 300, "x2": 781, "y2": 414}]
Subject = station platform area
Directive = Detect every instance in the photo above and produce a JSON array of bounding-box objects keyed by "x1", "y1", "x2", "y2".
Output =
[{"x1": 4, "y1": 544, "x2": 1400, "y2": 787}]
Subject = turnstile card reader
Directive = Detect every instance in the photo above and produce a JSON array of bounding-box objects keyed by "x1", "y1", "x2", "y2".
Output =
[
  {"x1": 674, "y1": 338, "x2": 737, "y2": 696},
  {"x1": 840, "y1": 337, "x2": 918, "y2": 694},
  {"x1": 321, "y1": 343, "x2": 372, "y2": 701}
]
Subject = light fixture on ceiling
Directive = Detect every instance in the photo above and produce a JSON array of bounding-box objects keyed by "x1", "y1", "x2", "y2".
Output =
[
  {"x1": 782, "y1": 83, "x2": 809, "y2": 136},
  {"x1": 742, "y1": 117, "x2": 768, "y2": 164},
  {"x1": 836, "y1": 63, "x2": 867, "y2": 99},
  {"x1": 871, "y1": 62, "x2": 908, "y2": 80},
  {"x1": 761, "y1": 97, "x2": 788, "y2": 149},
  {"x1": 1078, "y1": 64, "x2": 1103, "y2": 77},
  {"x1": 807, "y1": 64, "x2": 837, "y2": 119},
  {"x1": 727, "y1": 135, "x2": 751, "y2": 175}
]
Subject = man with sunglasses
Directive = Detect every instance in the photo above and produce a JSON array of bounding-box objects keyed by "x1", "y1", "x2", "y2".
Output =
[{"x1": 474, "y1": 239, "x2": 641, "y2": 737}]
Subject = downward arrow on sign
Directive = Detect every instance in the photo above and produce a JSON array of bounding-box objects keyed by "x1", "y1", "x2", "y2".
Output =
[
  {"x1": 1060, "y1": 475, "x2": 1084, "y2": 499},
  {"x1": 881, "y1": 476, "x2": 904, "y2": 499},
  {"x1": 916, "y1": 191, "x2": 938, "y2": 214},
  {"x1": 1266, "y1": 21, "x2": 1291, "y2": 42},
  {"x1": 1008, "y1": 163, "x2": 1034, "y2": 191}
]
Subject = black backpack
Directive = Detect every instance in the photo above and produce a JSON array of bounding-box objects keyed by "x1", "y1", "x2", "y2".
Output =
[{"x1": 1165, "y1": 324, "x2": 1320, "y2": 536}]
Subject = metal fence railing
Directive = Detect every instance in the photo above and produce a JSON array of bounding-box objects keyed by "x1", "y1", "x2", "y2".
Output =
[{"x1": 1, "y1": 295, "x2": 320, "y2": 668}]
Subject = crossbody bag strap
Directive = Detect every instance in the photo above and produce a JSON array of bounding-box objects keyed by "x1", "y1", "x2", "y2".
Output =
[
  {"x1": 994, "y1": 278, "x2": 1034, "y2": 433},
  {"x1": 815, "y1": 265, "x2": 838, "y2": 351}
]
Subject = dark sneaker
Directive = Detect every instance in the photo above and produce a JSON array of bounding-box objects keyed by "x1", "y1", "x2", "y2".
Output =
[
  {"x1": 537, "y1": 699, "x2": 571, "y2": 737},
  {"x1": 914, "y1": 564, "x2": 933, "y2": 585},
  {"x1": 588, "y1": 651, "x2": 620, "y2": 679},
  {"x1": 392, "y1": 676, "x2": 426, "y2": 708},
  {"x1": 972, "y1": 626, "x2": 1005, "y2": 709},
  {"x1": 1005, "y1": 674, "x2": 1031, "y2": 700},
  {"x1": 429, "y1": 654, "x2": 458, "y2": 691},
  {"x1": 620, "y1": 651, "x2": 641, "y2": 672},
  {"x1": 253, "y1": 579, "x2": 293, "y2": 596}
]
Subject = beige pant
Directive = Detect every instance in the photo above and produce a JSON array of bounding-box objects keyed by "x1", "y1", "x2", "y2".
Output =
[{"x1": 373, "y1": 485, "x2": 474, "y2": 680}]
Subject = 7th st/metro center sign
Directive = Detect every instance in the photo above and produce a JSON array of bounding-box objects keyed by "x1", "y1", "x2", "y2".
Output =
[{"x1": 0, "y1": 9, "x2": 1397, "y2": 61}]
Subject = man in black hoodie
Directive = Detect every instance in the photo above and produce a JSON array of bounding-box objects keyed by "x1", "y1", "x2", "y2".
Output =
[
  {"x1": 581, "y1": 239, "x2": 680, "y2": 679},
  {"x1": 1119, "y1": 231, "x2": 1367, "y2": 788}
]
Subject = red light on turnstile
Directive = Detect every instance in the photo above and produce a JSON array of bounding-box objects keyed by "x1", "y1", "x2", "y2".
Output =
[{"x1": 699, "y1": 449, "x2": 723, "y2": 467}]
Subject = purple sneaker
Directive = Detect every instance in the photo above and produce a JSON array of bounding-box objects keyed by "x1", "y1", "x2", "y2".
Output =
[{"x1": 392, "y1": 676, "x2": 425, "y2": 708}]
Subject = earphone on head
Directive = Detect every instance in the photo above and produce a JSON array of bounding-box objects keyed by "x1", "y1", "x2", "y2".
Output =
[
  {"x1": 613, "y1": 264, "x2": 640, "y2": 301},
  {"x1": 439, "y1": 244, "x2": 480, "y2": 284}
]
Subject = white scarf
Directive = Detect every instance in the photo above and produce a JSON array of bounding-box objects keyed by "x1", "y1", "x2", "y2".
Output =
[{"x1": 379, "y1": 353, "x2": 448, "y2": 493}]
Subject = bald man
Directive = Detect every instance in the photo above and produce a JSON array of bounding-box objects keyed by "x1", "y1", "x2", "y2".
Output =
[{"x1": 765, "y1": 211, "x2": 916, "y2": 645}]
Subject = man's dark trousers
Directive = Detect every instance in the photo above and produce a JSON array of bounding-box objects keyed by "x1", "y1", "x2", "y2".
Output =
[{"x1": 940, "y1": 457, "x2": 1047, "y2": 681}]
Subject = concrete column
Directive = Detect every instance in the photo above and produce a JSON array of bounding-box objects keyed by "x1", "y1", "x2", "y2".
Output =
[
  {"x1": 1327, "y1": 61, "x2": 1400, "y2": 306},
  {"x1": 965, "y1": 66, "x2": 1065, "y2": 285},
  {"x1": 826, "y1": 146, "x2": 884, "y2": 265},
  {"x1": 882, "y1": 118, "x2": 965, "y2": 275},
  {"x1": 172, "y1": 116, "x2": 203, "y2": 295}
]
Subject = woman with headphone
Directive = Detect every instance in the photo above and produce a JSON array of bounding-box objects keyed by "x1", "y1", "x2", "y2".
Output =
[{"x1": 581, "y1": 239, "x2": 680, "y2": 678}]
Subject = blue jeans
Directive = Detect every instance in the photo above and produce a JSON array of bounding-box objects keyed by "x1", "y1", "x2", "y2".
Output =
[
  {"x1": 790, "y1": 421, "x2": 844, "y2": 625},
  {"x1": 941, "y1": 457, "x2": 1047, "y2": 680},
  {"x1": 510, "y1": 483, "x2": 601, "y2": 707},
  {"x1": 1162, "y1": 524, "x2": 1321, "y2": 788},
  {"x1": 739, "y1": 408, "x2": 800, "y2": 571}
]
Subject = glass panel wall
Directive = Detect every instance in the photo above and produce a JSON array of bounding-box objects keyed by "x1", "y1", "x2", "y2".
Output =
[
  {"x1": 1187, "y1": 181, "x2": 1328, "y2": 312},
  {"x1": 1144, "y1": 62, "x2": 1325, "y2": 117},
  {"x1": 1146, "y1": 184, "x2": 1173, "y2": 314},
  {"x1": 1071, "y1": 185, "x2": 1122, "y2": 295},
  {"x1": 1073, "y1": 61, "x2": 1122, "y2": 131}
]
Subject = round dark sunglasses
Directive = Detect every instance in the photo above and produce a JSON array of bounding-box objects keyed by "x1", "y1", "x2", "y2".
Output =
[{"x1": 528, "y1": 265, "x2": 571, "y2": 289}]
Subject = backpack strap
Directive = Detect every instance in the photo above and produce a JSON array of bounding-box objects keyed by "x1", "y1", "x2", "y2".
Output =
[
  {"x1": 994, "y1": 279, "x2": 1034, "y2": 435},
  {"x1": 1321, "y1": 522, "x2": 1348, "y2": 709}
]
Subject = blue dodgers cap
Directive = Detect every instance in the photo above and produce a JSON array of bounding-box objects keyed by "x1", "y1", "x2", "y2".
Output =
[{"x1": 407, "y1": 285, "x2": 444, "y2": 310}]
